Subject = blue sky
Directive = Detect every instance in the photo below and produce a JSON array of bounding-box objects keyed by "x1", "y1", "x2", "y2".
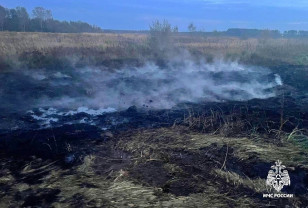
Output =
[{"x1": 1, "y1": 0, "x2": 308, "y2": 31}]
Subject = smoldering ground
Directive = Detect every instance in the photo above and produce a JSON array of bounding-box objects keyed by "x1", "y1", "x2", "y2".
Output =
[{"x1": 0, "y1": 58, "x2": 282, "y2": 114}]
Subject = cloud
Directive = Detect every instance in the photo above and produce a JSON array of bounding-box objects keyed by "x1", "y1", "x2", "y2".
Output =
[
  {"x1": 287, "y1": 22, "x2": 308, "y2": 25},
  {"x1": 201, "y1": 0, "x2": 308, "y2": 8}
]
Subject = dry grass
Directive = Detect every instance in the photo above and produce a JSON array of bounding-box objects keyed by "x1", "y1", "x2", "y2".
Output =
[
  {"x1": 213, "y1": 169, "x2": 268, "y2": 193},
  {"x1": 2, "y1": 31, "x2": 308, "y2": 68},
  {"x1": 1, "y1": 127, "x2": 307, "y2": 207},
  {"x1": 0, "y1": 32, "x2": 147, "y2": 57},
  {"x1": 117, "y1": 127, "x2": 308, "y2": 168},
  {"x1": 175, "y1": 35, "x2": 308, "y2": 65}
]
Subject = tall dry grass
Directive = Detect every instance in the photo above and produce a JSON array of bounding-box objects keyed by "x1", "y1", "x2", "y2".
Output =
[
  {"x1": 0, "y1": 32, "x2": 147, "y2": 57},
  {"x1": 1, "y1": 31, "x2": 308, "y2": 69},
  {"x1": 177, "y1": 36, "x2": 308, "y2": 66}
]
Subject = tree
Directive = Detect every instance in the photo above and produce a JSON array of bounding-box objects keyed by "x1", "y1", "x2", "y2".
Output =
[
  {"x1": 7, "y1": 9, "x2": 19, "y2": 31},
  {"x1": 32, "y1": 7, "x2": 52, "y2": 31},
  {"x1": 148, "y1": 20, "x2": 179, "y2": 65},
  {"x1": 188, "y1": 23, "x2": 196, "y2": 32},
  {"x1": 45, "y1": 9, "x2": 53, "y2": 20},
  {"x1": 0, "y1": 6, "x2": 5, "y2": 31},
  {"x1": 32, "y1": 7, "x2": 45, "y2": 30},
  {"x1": 32, "y1": 7, "x2": 45, "y2": 19},
  {"x1": 283, "y1": 30, "x2": 298, "y2": 38},
  {"x1": 16, "y1": 7, "x2": 29, "y2": 31},
  {"x1": 149, "y1": 20, "x2": 173, "y2": 51},
  {"x1": 173, "y1": 26, "x2": 179, "y2": 33},
  {"x1": 0, "y1": 4, "x2": 101, "y2": 33}
]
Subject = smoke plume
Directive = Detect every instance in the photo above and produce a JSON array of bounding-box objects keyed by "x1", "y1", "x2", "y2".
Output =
[{"x1": 0, "y1": 58, "x2": 282, "y2": 113}]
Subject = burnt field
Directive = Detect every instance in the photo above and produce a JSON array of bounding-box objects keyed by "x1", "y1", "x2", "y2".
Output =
[
  {"x1": 1, "y1": 32, "x2": 308, "y2": 207},
  {"x1": 1, "y1": 90, "x2": 308, "y2": 207}
]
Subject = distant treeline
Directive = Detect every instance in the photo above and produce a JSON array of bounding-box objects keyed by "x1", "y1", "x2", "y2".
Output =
[
  {"x1": 0, "y1": 5, "x2": 102, "y2": 33},
  {"x1": 102, "y1": 28, "x2": 308, "y2": 39},
  {"x1": 180, "y1": 28, "x2": 308, "y2": 39},
  {"x1": 206, "y1": 28, "x2": 308, "y2": 39}
]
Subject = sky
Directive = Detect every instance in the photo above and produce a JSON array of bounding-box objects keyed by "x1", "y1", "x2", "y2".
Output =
[{"x1": 1, "y1": 0, "x2": 308, "y2": 31}]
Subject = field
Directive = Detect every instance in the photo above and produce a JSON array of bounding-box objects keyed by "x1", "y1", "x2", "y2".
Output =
[
  {"x1": 2, "y1": 32, "x2": 308, "y2": 68},
  {"x1": 1, "y1": 32, "x2": 308, "y2": 207}
]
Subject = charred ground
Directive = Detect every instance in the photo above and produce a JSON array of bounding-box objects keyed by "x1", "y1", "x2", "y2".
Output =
[{"x1": 1, "y1": 87, "x2": 308, "y2": 207}]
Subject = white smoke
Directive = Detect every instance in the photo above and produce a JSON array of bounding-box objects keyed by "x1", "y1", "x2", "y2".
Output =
[
  {"x1": 1, "y1": 59, "x2": 283, "y2": 113},
  {"x1": 81, "y1": 60, "x2": 281, "y2": 109}
]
